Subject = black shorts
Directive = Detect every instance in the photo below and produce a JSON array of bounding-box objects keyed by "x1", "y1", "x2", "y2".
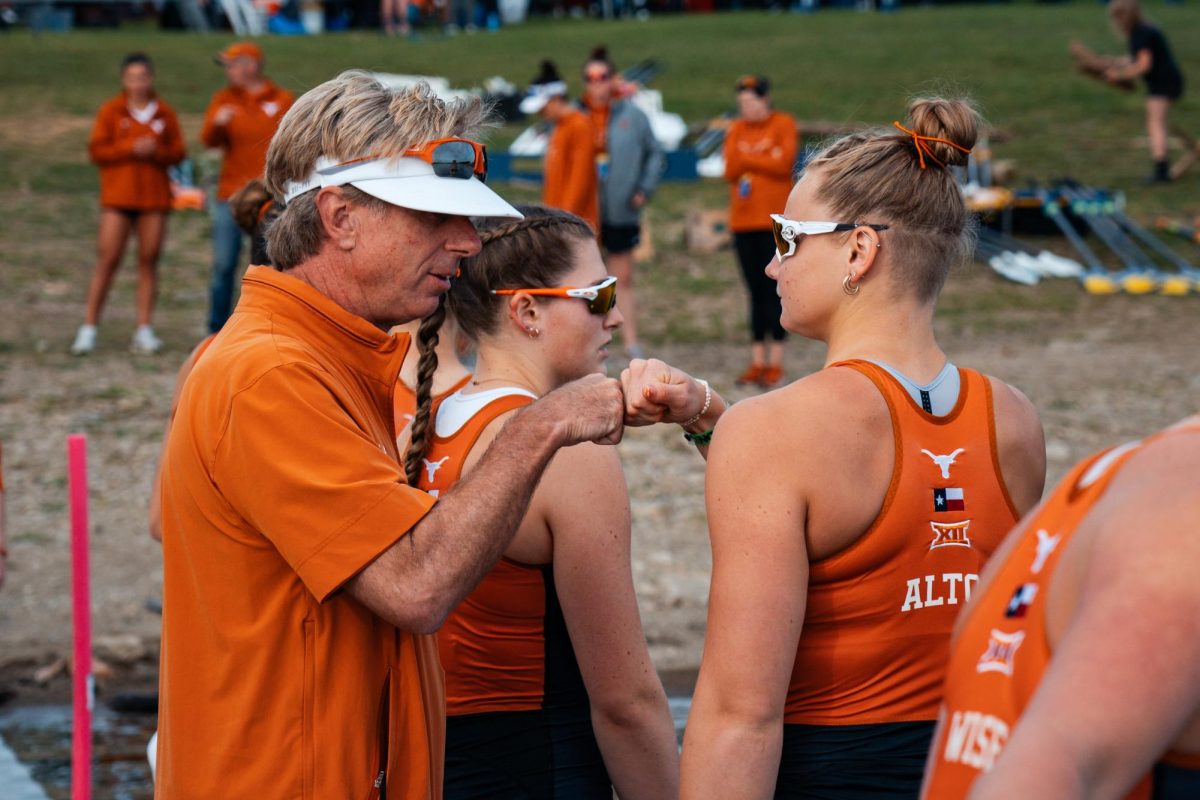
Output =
[
  {"x1": 444, "y1": 707, "x2": 611, "y2": 800},
  {"x1": 1146, "y1": 75, "x2": 1183, "y2": 101},
  {"x1": 600, "y1": 223, "x2": 641, "y2": 255},
  {"x1": 106, "y1": 207, "x2": 146, "y2": 223},
  {"x1": 774, "y1": 720, "x2": 934, "y2": 799}
]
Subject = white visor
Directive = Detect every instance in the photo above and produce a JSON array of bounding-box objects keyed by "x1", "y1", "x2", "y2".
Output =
[
  {"x1": 282, "y1": 155, "x2": 522, "y2": 219},
  {"x1": 519, "y1": 80, "x2": 568, "y2": 115}
]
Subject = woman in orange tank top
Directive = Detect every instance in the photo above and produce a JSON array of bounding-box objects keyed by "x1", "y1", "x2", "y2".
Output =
[
  {"x1": 922, "y1": 418, "x2": 1200, "y2": 799},
  {"x1": 405, "y1": 206, "x2": 678, "y2": 799},
  {"x1": 677, "y1": 97, "x2": 1048, "y2": 799}
]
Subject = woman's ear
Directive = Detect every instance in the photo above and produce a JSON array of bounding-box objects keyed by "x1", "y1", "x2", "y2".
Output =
[
  {"x1": 315, "y1": 187, "x2": 357, "y2": 251},
  {"x1": 507, "y1": 293, "x2": 544, "y2": 337},
  {"x1": 846, "y1": 226, "x2": 883, "y2": 281}
]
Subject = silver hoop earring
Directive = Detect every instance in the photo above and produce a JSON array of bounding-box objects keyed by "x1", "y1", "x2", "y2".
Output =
[{"x1": 843, "y1": 274, "x2": 861, "y2": 296}]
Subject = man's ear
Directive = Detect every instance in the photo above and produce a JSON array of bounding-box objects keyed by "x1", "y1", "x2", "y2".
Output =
[
  {"x1": 315, "y1": 187, "x2": 357, "y2": 250},
  {"x1": 846, "y1": 226, "x2": 883, "y2": 281}
]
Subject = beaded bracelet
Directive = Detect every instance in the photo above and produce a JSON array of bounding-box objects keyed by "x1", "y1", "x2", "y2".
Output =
[
  {"x1": 682, "y1": 428, "x2": 715, "y2": 447},
  {"x1": 682, "y1": 379, "x2": 711, "y2": 428}
]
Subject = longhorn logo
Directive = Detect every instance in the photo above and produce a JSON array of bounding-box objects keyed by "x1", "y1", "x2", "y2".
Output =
[
  {"x1": 422, "y1": 456, "x2": 451, "y2": 484},
  {"x1": 1031, "y1": 529, "x2": 1061, "y2": 575},
  {"x1": 922, "y1": 448, "x2": 965, "y2": 479}
]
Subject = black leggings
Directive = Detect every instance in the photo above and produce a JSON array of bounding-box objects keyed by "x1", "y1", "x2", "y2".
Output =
[
  {"x1": 774, "y1": 721, "x2": 934, "y2": 799},
  {"x1": 735, "y1": 230, "x2": 787, "y2": 343},
  {"x1": 444, "y1": 707, "x2": 611, "y2": 799}
]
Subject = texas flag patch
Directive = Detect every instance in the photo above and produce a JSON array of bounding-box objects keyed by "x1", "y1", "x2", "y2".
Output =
[
  {"x1": 1005, "y1": 583, "x2": 1039, "y2": 618},
  {"x1": 933, "y1": 487, "x2": 965, "y2": 512}
]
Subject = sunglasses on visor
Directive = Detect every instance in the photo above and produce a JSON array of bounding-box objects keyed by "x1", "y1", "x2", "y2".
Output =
[
  {"x1": 769, "y1": 214, "x2": 890, "y2": 261},
  {"x1": 403, "y1": 137, "x2": 488, "y2": 183},
  {"x1": 491, "y1": 276, "x2": 618, "y2": 315}
]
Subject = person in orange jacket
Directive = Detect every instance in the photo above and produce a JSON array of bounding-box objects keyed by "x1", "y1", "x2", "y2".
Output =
[
  {"x1": 521, "y1": 61, "x2": 600, "y2": 233},
  {"x1": 723, "y1": 75, "x2": 797, "y2": 389},
  {"x1": 200, "y1": 41, "x2": 293, "y2": 333},
  {"x1": 72, "y1": 53, "x2": 186, "y2": 355}
]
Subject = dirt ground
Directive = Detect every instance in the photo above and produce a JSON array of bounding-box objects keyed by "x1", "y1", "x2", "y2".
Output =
[{"x1": 1, "y1": 262, "x2": 1196, "y2": 703}]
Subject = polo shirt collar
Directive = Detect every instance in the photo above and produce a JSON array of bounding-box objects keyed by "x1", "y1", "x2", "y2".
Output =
[{"x1": 238, "y1": 266, "x2": 410, "y2": 395}]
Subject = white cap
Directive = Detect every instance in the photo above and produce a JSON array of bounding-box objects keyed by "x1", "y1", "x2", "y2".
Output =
[
  {"x1": 282, "y1": 155, "x2": 522, "y2": 219},
  {"x1": 519, "y1": 80, "x2": 568, "y2": 115}
]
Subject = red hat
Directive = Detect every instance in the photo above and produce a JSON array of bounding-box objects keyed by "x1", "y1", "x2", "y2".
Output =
[{"x1": 214, "y1": 41, "x2": 263, "y2": 65}]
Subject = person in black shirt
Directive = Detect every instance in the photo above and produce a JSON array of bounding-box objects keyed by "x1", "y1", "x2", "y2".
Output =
[{"x1": 1106, "y1": 0, "x2": 1184, "y2": 183}]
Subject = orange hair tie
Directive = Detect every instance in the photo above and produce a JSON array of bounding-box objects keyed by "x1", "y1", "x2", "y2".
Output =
[
  {"x1": 892, "y1": 121, "x2": 972, "y2": 170},
  {"x1": 256, "y1": 199, "x2": 274, "y2": 224}
]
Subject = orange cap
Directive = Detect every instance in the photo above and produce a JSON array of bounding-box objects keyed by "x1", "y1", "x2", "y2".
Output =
[{"x1": 214, "y1": 41, "x2": 263, "y2": 65}]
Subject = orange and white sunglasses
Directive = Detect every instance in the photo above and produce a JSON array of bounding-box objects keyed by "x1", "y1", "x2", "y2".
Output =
[
  {"x1": 491, "y1": 276, "x2": 618, "y2": 315},
  {"x1": 402, "y1": 137, "x2": 488, "y2": 182}
]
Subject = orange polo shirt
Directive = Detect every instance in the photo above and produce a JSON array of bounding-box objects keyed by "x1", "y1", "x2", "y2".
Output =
[
  {"x1": 543, "y1": 109, "x2": 599, "y2": 233},
  {"x1": 156, "y1": 266, "x2": 443, "y2": 800},
  {"x1": 200, "y1": 80, "x2": 293, "y2": 200},
  {"x1": 89, "y1": 93, "x2": 186, "y2": 211},
  {"x1": 723, "y1": 111, "x2": 797, "y2": 233}
]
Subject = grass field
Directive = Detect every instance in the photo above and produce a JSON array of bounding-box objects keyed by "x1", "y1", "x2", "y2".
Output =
[{"x1": 0, "y1": 4, "x2": 1197, "y2": 351}]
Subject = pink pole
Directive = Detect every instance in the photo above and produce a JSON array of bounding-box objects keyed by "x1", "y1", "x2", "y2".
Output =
[{"x1": 68, "y1": 434, "x2": 92, "y2": 800}]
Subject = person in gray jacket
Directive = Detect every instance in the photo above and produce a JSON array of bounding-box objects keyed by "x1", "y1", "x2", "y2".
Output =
[{"x1": 582, "y1": 46, "x2": 664, "y2": 359}]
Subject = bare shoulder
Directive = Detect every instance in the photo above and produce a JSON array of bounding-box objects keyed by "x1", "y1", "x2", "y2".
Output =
[
  {"x1": 986, "y1": 376, "x2": 1047, "y2": 513},
  {"x1": 716, "y1": 367, "x2": 887, "y2": 449},
  {"x1": 1092, "y1": 426, "x2": 1200, "y2": 550},
  {"x1": 987, "y1": 377, "x2": 1042, "y2": 440}
]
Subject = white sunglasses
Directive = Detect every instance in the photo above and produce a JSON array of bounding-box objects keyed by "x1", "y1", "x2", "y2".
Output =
[{"x1": 769, "y1": 214, "x2": 890, "y2": 261}]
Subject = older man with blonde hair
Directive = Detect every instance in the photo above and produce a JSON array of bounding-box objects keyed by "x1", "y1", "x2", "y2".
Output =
[{"x1": 155, "y1": 71, "x2": 625, "y2": 799}]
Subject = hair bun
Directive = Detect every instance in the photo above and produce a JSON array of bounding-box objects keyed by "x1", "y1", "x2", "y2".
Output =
[
  {"x1": 535, "y1": 60, "x2": 562, "y2": 84},
  {"x1": 590, "y1": 45, "x2": 609, "y2": 62},
  {"x1": 904, "y1": 96, "x2": 979, "y2": 169}
]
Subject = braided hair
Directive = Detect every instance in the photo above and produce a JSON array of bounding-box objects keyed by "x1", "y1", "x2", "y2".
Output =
[
  {"x1": 399, "y1": 206, "x2": 593, "y2": 486},
  {"x1": 401, "y1": 294, "x2": 448, "y2": 487}
]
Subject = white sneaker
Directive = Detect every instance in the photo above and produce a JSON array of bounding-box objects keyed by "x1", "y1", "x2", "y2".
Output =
[
  {"x1": 131, "y1": 326, "x2": 162, "y2": 354},
  {"x1": 71, "y1": 324, "x2": 97, "y2": 355}
]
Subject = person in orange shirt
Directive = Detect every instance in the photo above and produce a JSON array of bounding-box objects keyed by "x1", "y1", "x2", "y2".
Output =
[
  {"x1": 156, "y1": 72, "x2": 625, "y2": 799},
  {"x1": 201, "y1": 41, "x2": 293, "y2": 333},
  {"x1": 723, "y1": 75, "x2": 797, "y2": 389},
  {"x1": 72, "y1": 53, "x2": 186, "y2": 355},
  {"x1": 520, "y1": 61, "x2": 600, "y2": 233},
  {"x1": 581, "y1": 46, "x2": 663, "y2": 360},
  {"x1": 922, "y1": 418, "x2": 1200, "y2": 799},
  {"x1": 407, "y1": 206, "x2": 677, "y2": 799},
  {"x1": 678, "y1": 97, "x2": 1048, "y2": 799}
]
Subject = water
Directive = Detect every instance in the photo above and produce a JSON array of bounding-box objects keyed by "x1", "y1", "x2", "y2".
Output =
[
  {"x1": 0, "y1": 695, "x2": 695, "y2": 796},
  {"x1": 0, "y1": 705, "x2": 156, "y2": 800}
]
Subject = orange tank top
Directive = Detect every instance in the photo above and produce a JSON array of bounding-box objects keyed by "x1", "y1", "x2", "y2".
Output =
[
  {"x1": 419, "y1": 388, "x2": 592, "y2": 716},
  {"x1": 392, "y1": 374, "x2": 471, "y2": 453},
  {"x1": 923, "y1": 420, "x2": 1200, "y2": 799},
  {"x1": 785, "y1": 360, "x2": 1020, "y2": 725}
]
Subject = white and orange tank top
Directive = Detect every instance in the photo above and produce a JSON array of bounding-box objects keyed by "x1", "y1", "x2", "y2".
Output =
[
  {"x1": 923, "y1": 420, "x2": 1200, "y2": 799},
  {"x1": 785, "y1": 360, "x2": 1020, "y2": 725},
  {"x1": 392, "y1": 374, "x2": 471, "y2": 453},
  {"x1": 416, "y1": 387, "x2": 596, "y2": 717}
]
